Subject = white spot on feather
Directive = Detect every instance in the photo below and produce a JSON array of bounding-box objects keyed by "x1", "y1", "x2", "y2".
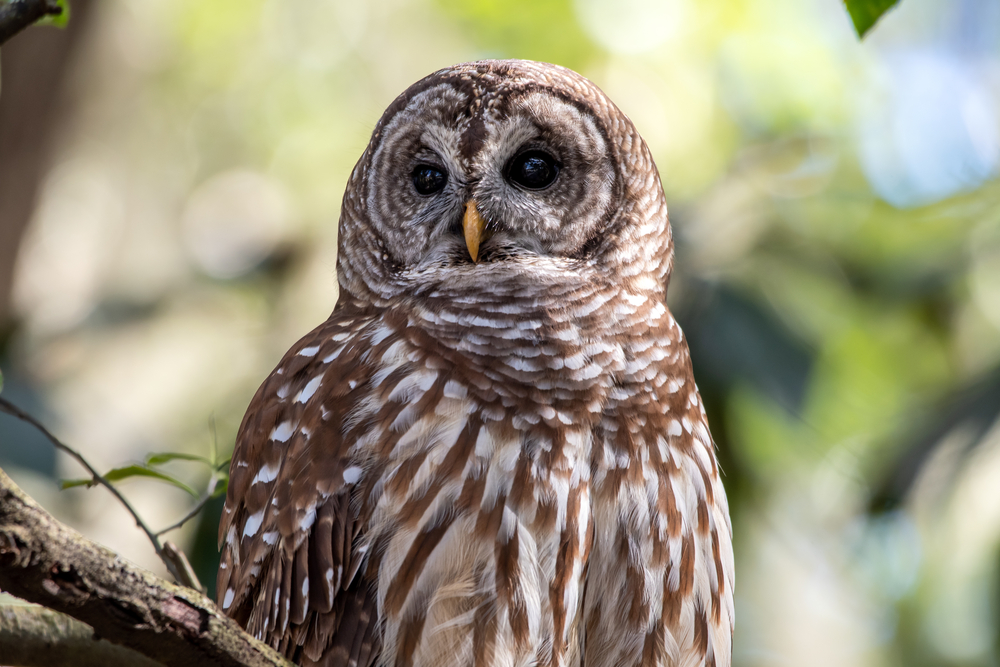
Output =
[
  {"x1": 251, "y1": 463, "x2": 278, "y2": 485},
  {"x1": 342, "y1": 466, "x2": 363, "y2": 484},
  {"x1": 323, "y1": 345, "x2": 346, "y2": 363},
  {"x1": 417, "y1": 372, "x2": 437, "y2": 391},
  {"x1": 299, "y1": 506, "x2": 317, "y2": 532},
  {"x1": 443, "y1": 380, "x2": 467, "y2": 400},
  {"x1": 298, "y1": 345, "x2": 320, "y2": 357},
  {"x1": 301, "y1": 577, "x2": 309, "y2": 601},
  {"x1": 222, "y1": 588, "x2": 235, "y2": 609},
  {"x1": 243, "y1": 510, "x2": 264, "y2": 537},
  {"x1": 369, "y1": 325, "x2": 393, "y2": 345},
  {"x1": 295, "y1": 375, "x2": 323, "y2": 403},
  {"x1": 668, "y1": 420, "x2": 682, "y2": 437},
  {"x1": 262, "y1": 531, "x2": 278, "y2": 545},
  {"x1": 553, "y1": 327, "x2": 579, "y2": 342},
  {"x1": 270, "y1": 421, "x2": 294, "y2": 442}
]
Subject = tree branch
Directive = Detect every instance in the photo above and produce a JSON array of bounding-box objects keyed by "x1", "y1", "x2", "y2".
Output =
[
  {"x1": 0, "y1": 396, "x2": 192, "y2": 586},
  {"x1": 0, "y1": 466, "x2": 294, "y2": 667},
  {"x1": 0, "y1": 0, "x2": 63, "y2": 46},
  {"x1": 0, "y1": 603, "x2": 164, "y2": 667}
]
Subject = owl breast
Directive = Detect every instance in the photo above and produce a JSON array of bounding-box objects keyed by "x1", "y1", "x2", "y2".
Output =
[{"x1": 345, "y1": 296, "x2": 607, "y2": 667}]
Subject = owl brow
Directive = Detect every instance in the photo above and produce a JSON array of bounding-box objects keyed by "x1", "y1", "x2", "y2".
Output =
[{"x1": 412, "y1": 147, "x2": 445, "y2": 167}]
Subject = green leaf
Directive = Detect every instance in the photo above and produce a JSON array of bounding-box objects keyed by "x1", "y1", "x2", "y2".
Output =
[
  {"x1": 146, "y1": 452, "x2": 213, "y2": 466},
  {"x1": 844, "y1": 0, "x2": 899, "y2": 38},
  {"x1": 35, "y1": 0, "x2": 69, "y2": 29},
  {"x1": 102, "y1": 465, "x2": 198, "y2": 496},
  {"x1": 61, "y1": 465, "x2": 198, "y2": 496}
]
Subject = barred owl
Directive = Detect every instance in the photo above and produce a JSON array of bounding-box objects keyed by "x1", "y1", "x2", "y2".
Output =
[{"x1": 218, "y1": 60, "x2": 734, "y2": 667}]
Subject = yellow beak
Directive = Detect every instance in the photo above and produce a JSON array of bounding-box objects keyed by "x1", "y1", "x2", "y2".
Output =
[{"x1": 463, "y1": 201, "x2": 486, "y2": 262}]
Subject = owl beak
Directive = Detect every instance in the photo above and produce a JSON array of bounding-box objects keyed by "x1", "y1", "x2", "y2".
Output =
[{"x1": 463, "y1": 201, "x2": 487, "y2": 262}]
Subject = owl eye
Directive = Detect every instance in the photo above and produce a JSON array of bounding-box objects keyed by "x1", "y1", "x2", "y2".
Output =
[
  {"x1": 506, "y1": 150, "x2": 560, "y2": 190},
  {"x1": 412, "y1": 165, "x2": 448, "y2": 195}
]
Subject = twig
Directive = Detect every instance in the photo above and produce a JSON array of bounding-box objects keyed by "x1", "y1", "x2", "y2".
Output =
[
  {"x1": 0, "y1": 0, "x2": 63, "y2": 46},
  {"x1": 0, "y1": 397, "x2": 183, "y2": 584},
  {"x1": 0, "y1": 466, "x2": 295, "y2": 667},
  {"x1": 162, "y1": 541, "x2": 203, "y2": 595},
  {"x1": 156, "y1": 476, "x2": 218, "y2": 538}
]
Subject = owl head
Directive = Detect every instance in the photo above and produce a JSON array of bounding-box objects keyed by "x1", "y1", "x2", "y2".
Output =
[{"x1": 335, "y1": 60, "x2": 673, "y2": 308}]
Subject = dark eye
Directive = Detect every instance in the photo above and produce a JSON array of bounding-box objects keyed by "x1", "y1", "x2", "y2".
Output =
[
  {"x1": 412, "y1": 165, "x2": 448, "y2": 195},
  {"x1": 506, "y1": 150, "x2": 560, "y2": 190}
]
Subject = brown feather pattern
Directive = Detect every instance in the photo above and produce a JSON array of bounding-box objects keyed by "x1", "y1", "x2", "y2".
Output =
[{"x1": 219, "y1": 60, "x2": 733, "y2": 667}]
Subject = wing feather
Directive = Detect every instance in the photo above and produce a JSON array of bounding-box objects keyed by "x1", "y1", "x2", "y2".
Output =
[{"x1": 218, "y1": 304, "x2": 387, "y2": 666}]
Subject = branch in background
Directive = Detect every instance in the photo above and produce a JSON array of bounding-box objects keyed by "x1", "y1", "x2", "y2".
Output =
[
  {"x1": 0, "y1": 604, "x2": 163, "y2": 667},
  {"x1": 0, "y1": 466, "x2": 294, "y2": 667},
  {"x1": 157, "y1": 476, "x2": 218, "y2": 538},
  {"x1": 0, "y1": 0, "x2": 63, "y2": 46},
  {"x1": 0, "y1": 396, "x2": 201, "y2": 589}
]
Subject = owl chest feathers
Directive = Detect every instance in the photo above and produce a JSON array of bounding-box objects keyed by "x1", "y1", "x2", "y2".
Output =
[
  {"x1": 344, "y1": 299, "x2": 617, "y2": 667},
  {"x1": 221, "y1": 289, "x2": 731, "y2": 667}
]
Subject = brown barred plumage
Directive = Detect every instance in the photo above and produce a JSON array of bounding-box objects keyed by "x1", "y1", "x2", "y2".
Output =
[{"x1": 218, "y1": 60, "x2": 734, "y2": 667}]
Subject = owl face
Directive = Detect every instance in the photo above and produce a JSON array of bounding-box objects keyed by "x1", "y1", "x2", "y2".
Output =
[
  {"x1": 337, "y1": 60, "x2": 672, "y2": 306},
  {"x1": 367, "y1": 85, "x2": 618, "y2": 270}
]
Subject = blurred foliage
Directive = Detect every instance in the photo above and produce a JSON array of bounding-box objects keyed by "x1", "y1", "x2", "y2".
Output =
[
  {"x1": 435, "y1": 0, "x2": 596, "y2": 69},
  {"x1": 2, "y1": 0, "x2": 1000, "y2": 665}
]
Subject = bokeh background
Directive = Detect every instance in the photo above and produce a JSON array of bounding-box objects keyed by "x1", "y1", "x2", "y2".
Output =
[{"x1": 1, "y1": 0, "x2": 999, "y2": 665}]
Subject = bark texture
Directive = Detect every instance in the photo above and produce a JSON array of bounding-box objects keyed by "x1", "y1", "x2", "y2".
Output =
[
  {"x1": 0, "y1": 603, "x2": 164, "y2": 667},
  {"x1": 0, "y1": 467, "x2": 294, "y2": 667}
]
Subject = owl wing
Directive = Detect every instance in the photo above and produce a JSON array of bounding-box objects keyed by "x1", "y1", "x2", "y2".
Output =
[
  {"x1": 217, "y1": 305, "x2": 382, "y2": 666},
  {"x1": 585, "y1": 318, "x2": 735, "y2": 667}
]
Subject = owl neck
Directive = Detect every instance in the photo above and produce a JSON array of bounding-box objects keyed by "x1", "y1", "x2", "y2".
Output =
[{"x1": 394, "y1": 269, "x2": 668, "y2": 391}]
